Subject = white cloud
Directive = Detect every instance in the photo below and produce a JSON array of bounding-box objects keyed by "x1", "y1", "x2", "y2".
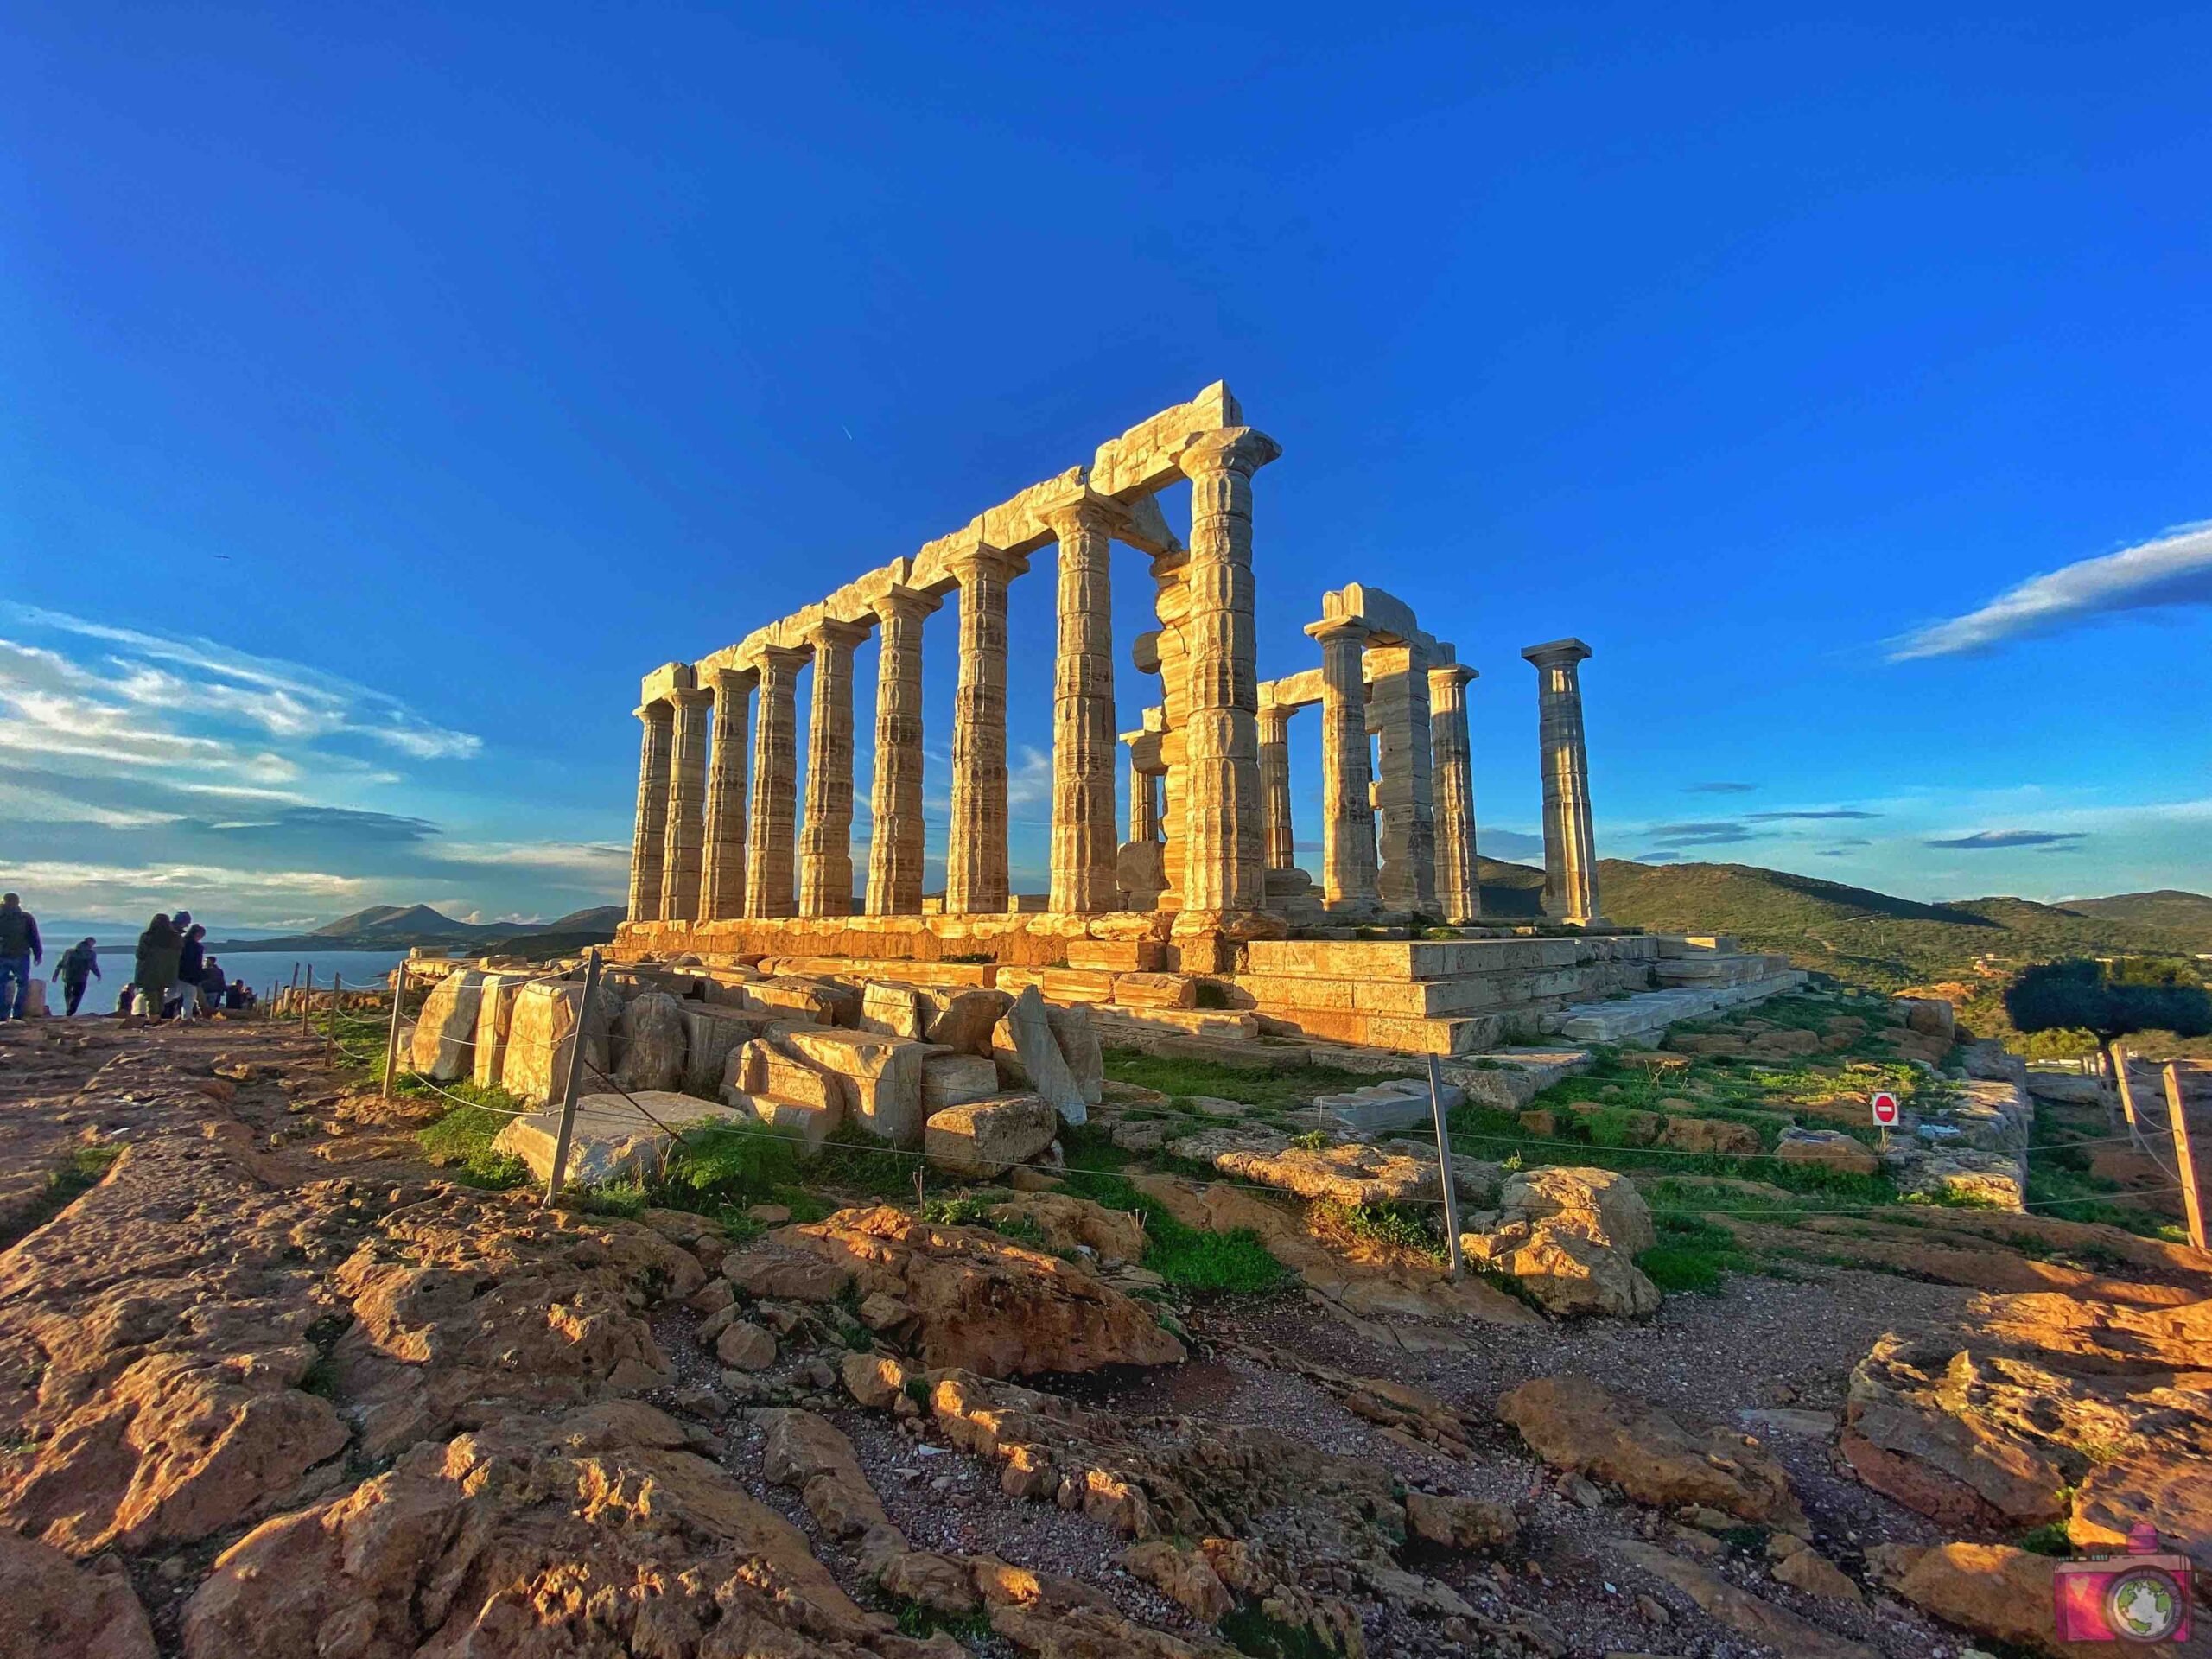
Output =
[
  {"x1": 435, "y1": 840, "x2": 630, "y2": 871},
  {"x1": 1889, "y1": 520, "x2": 2212, "y2": 660},
  {"x1": 1006, "y1": 744, "x2": 1052, "y2": 810},
  {"x1": 0, "y1": 861, "x2": 372, "y2": 920}
]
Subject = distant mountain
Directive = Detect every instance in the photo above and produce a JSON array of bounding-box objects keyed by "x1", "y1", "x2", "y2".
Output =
[
  {"x1": 309, "y1": 904, "x2": 502, "y2": 942},
  {"x1": 208, "y1": 903, "x2": 623, "y2": 955},
  {"x1": 2061, "y1": 890, "x2": 2212, "y2": 953}
]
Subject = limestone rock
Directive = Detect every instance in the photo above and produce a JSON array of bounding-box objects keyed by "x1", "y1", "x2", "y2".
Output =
[
  {"x1": 715, "y1": 1320, "x2": 777, "y2": 1370},
  {"x1": 1404, "y1": 1491, "x2": 1517, "y2": 1551},
  {"x1": 769, "y1": 1205, "x2": 1184, "y2": 1376},
  {"x1": 681, "y1": 1002, "x2": 770, "y2": 1099},
  {"x1": 994, "y1": 987, "x2": 1087, "y2": 1127},
  {"x1": 1865, "y1": 1541, "x2": 2094, "y2": 1657},
  {"x1": 757, "y1": 1408, "x2": 893, "y2": 1539},
  {"x1": 924, "y1": 986, "x2": 1012, "y2": 1055},
  {"x1": 925, "y1": 1096, "x2": 1058, "y2": 1179},
  {"x1": 779, "y1": 1026, "x2": 935, "y2": 1147},
  {"x1": 1045, "y1": 1001, "x2": 1104, "y2": 1107},
  {"x1": 860, "y1": 981, "x2": 930, "y2": 1039},
  {"x1": 726, "y1": 1246, "x2": 853, "y2": 1303},
  {"x1": 842, "y1": 1350, "x2": 910, "y2": 1410},
  {"x1": 502, "y1": 979, "x2": 613, "y2": 1106},
  {"x1": 1169, "y1": 1124, "x2": 1443, "y2": 1205},
  {"x1": 1499, "y1": 1375, "x2": 1805, "y2": 1530},
  {"x1": 615, "y1": 990, "x2": 689, "y2": 1091},
  {"x1": 469, "y1": 971, "x2": 526, "y2": 1090},
  {"x1": 731, "y1": 1037, "x2": 840, "y2": 1113},
  {"x1": 406, "y1": 969, "x2": 482, "y2": 1081},
  {"x1": 1656, "y1": 1115, "x2": 1761, "y2": 1155},
  {"x1": 1112, "y1": 971, "x2": 1194, "y2": 1009},
  {"x1": 492, "y1": 1090, "x2": 729, "y2": 1187},
  {"x1": 1120, "y1": 1539, "x2": 1234, "y2": 1622},
  {"x1": 1772, "y1": 1544, "x2": 1861, "y2": 1601},
  {"x1": 1460, "y1": 1166, "x2": 1660, "y2": 1319},
  {"x1": 1776, "y1": 1127, "x2": 1879, "y2": 1175},
  {"x1": 921, "y1": 1051, "x2": 1001, "y2": 1111},
  {"x1": 986, "y1": 1192, "x2": 1147, "y2": 1265},
  {"x1": 0, "y1": 1530, "x2": 157, "y2": 1659},
  {"x1": 1611, "y1": 1541, "x2": 1876, "y2": 1659}
]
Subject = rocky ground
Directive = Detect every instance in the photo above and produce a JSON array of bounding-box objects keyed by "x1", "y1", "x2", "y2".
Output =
[{"x1": 3, "y1": 1011, "x2": 2208, "y2": 1659}]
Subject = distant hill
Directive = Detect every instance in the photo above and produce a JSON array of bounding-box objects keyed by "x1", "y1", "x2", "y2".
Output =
[
  {"x1": 208, "y1": 903, "x2": 623, "y2": 955},
  {"x1": 1471, "y1": 855, "x2": 2208, "y2": 992},
  {"x1": 309, "y1": 904, "x2": 502, "y2": 943}
]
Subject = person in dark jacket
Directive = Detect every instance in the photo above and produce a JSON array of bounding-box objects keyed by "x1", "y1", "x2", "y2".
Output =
[
  {"x1": 58, "y1": 938, "x2": 101, "y2": 1016},
  {"x1": 172, "y1": 924, "x2": 207, "y2": 1020},
  {"x1": 199, "y1": 955, "x2": 226, "y2": 1013},
  {"x1": 134, "y1": 914, "x2": 182, "y2": 1023},
  {"x1": 0, "y1": 893, "x2": 41, "y2": 1021}
]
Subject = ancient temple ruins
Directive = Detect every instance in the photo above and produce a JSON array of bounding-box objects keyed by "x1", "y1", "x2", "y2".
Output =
[{"x1": 618, "y1": 384, "x2": 1607, "y2": 970}]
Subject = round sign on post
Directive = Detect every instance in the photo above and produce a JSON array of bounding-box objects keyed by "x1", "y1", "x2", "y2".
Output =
[{"x1": 1871, "y1": 1091, "x2": 1899, "y2": 1127}]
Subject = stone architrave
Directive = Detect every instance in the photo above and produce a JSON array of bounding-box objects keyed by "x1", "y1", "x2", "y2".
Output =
[
  {"x1": 1306, "y1": 616, "x2": 1378, "y2": 914},
  {"x1": 699, "y1": 667, "x2": 754, "y2": 922},
  {"x1": 1369, "y1": 640, "x2": 1437, "y2": 913},
  {"x1": 864, "y1": 586, "x2": 938, "y2": 916},
  {"x1": 1522, "y1": 638, "x2": 1602, "y2": 925},
  {"x1": 799, "y1": 619, "x2": 867, "y2": 918},
  {"x1": 1429, "y1": 661, "x2": 1480, "y2": 925},
  {"x1": 745, "y1": 645, "x2": 809, "y2": 919},
  {"x1": 944, "y1": 543, "x2": 1022, "y2": 916},
  {"x1": 1173, "y1": 428, "x2": 1278, "y2": 918},
  {"x1": 1258, "y1": 702, "x2": 1295, "y2": 872},
  {"x1": 659, "y1": 686, "x2": 712, "y2": 924},
  {"x1": 1043, "y1": 494, "x2": 1120, "y2": 914},
  {"x1": 626, "y1": 701, "x2": 673, "y2": 922}
]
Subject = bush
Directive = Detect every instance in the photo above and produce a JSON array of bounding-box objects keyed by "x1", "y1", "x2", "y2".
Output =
[{"x1": 416, "y1": 1105, "x2": 531, "y2": 1189}]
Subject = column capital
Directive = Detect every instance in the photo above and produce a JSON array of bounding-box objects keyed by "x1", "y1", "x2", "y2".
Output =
[
  {"x1": 1428, "y1": 664, "x2": 1479, "y2": 690},
  {"x1": 1522, "y1": 637, "x2": 1592, "y2": 669},
  {"x1": 1304, "y1": 615, "x2": 1371, "y2": 648},
  {"x1": 632, "y1": 699, "x2": 674, "y2": 722},
  {"x1": 942, "y1": 539, "x2": 1027, "y2": 588},
  {"x1": 803, "y1": 616, "x2": 870, "y2": 653},
  {"x1": 749, "y1": 642, "x2": 811, "y2": 678},
  {"x1": 708, "y1": 664, "x2": 759, "y2": 695},
  {"x1": 668, "y1": 684, "x2": 715, "y2": 710},
  {"x1": 1176, "y1": 425, "x2": 1281, "y2": 480},
  {"x1": 1036, "y1": 485, "x2": 1123, "y2": 540},
  {"x1": 872, "y1": 582, "x2": 943, "y2": 625}
]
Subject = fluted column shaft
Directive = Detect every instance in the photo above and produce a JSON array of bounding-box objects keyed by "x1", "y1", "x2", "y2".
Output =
[
  {"x1": 1429, "y1": 664, "x2": 1480, "y2": 925},
  {"x1": 1307, "y1": 619, "x2": 1378, "y2": 913},
  {"x1": 945, "y1": 546, "x2": 1020, "y2": 914},
  {"x1": 1047, "y1": 499, "x2": 1118, "y2": 913},
  {"x1": 1132, "y1": 766, "x2": 1161, "y2": 842},
  {"x1": 1258, "y1": 705, "x2": 1295, "y2": 872},
  {"x1": 699, "y1": 669, "x2": 753, "y2": 921},
  {"x1": 866, "y1": 588, "x2": 938, "y2": 915},
  {"x1": 1523, "y1": 639, "x2": 1600, "y2": 925},
  {"x1": 627, "y1": 702, "x2": 673, "y2": 922},
  {"x1": 798, "y1": 620, "x2": 866, "y2": 918},
  {"x1": 1173, "y1": 427, "x2": 1278, "y2": 916},
  {"x1": 659, "y1": 687, "x2": 712, "y2": 923},
  {"x1": 1370, "y1": 644, "x2": 1437, "y2": 913},
  {"x1": 745, "y1": 646, "x2": 807, "y2": 918}
]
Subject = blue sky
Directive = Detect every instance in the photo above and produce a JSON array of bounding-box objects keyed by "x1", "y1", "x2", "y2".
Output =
[{"x1": 3, "y1": 3, "x2": 2208, "y2": 931}]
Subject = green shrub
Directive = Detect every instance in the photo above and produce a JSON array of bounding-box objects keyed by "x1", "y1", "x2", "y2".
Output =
[{"x1": 416, "y1": 1105, "x2": 531, "y2": 1190}]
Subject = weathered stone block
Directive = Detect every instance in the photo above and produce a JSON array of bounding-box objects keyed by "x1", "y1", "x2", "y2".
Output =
[
  {"x1": 731, "y1": 1038, "x2": 839, "y2": 1114},
  {"x1": 993, "y1": 985, "x2": 1085, "y2": 1127},
  {"x1": 492, "y1": 1090, "x2": 728, "y2": 1186},
  {"x1": 615, "y1": 991, "x2": 689, "y2": 1092},
  {"x1": 779, "y1": 1027, "x2": 936, "y2": 1147},
  {"x1": 1110, "y1": 971, "x2": 1194, "y2": 1009},
  {"x1": 717, "y1": 1087, "x2": 840, "y2": 1156},
  {"x1": 921, "y1": 1052, "x2": 1001, "y2": 1112},
  {"x1": 858, "y1": 981, "x2": 929, "y2": 1039},
  {"x1": 1044, "y1": 1002, "x2": 1103, "y2": 1108},
  {"x1": 921, "y1": 987, "x2": 1010, "y2": 1055},
  {"x1": 925, "y1": 1096, "x2": 1057, "y2": 1179},
  {"x1": 409, "y1": 969, "x2": 483, "y2": 1081},
  {"x1": 1065, "y1": 939, "x2": 1163, "y2": 972},
  {"x1": 470, "y1": 972, "x2": 525, "y2": 1090},
  {"x1": 503, "y1": 980, "x2": 612, "y2": 1106},
  {"x1": 682, "y1": 1003, "x2": 770, "y2": 1100}
]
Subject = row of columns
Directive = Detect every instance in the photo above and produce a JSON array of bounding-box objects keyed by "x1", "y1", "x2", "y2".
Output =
[{"x1": 629, "y1": 429, "x2": 1281, "y2": 925}]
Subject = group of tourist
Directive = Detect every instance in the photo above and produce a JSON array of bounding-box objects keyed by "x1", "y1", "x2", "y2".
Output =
[{"x1": 0, "y1": 892, "x2": 256, "y2": 1023}]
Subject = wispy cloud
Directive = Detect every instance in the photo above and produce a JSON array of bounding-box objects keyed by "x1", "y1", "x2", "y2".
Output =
[
  {"x1": 1646, "y1": 820, "x2": 1756, "y2": 845},
  {"x1": 1924, "y1": 830, "x2": 2088, "y2": 849},
  {"x1": 1684, "y1": 781, "x2": 1756, "y2": 794},
  {"x1": 1888, "y1": 520, "x2": 2212, "y2": 660},
  {"x1": 1744, "y1": 809, "x2": 1879, "y2": 822},
  {"x1": 1636, "y1": 849, "x2": 1686, "y2": 863},
  {"x1": 1478, "y1": 828, "x2": 1544, "y2": 861}
]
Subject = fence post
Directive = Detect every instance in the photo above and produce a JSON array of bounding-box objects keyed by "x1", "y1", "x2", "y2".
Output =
[
  {"x1": 545, "y1": 948, "x2": 602, "y2": 1205},
  {"x1": 300, "y1": 966, "x2": 315, "y2": 1031},
  {"x1": 327, "y1": 974, "x2": 342, "y2": 1065},
  {"x1": 381, "y1": 962, "x2": 407, "y2": 1096},
  {"x1": 2161, "y1": 1062, "x2": 2208, "y2": 1254},
  {"x1": 1427, "y1": 1055, "x2": 1465, "y2": 1279},
  {"x1": 2111, "y1": 1042, "x2": 2145, "y2": 1151}
]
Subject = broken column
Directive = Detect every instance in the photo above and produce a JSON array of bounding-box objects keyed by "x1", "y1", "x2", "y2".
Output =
[
  {"x1": 746, "y1": 645, "x2": 808, "y2": 919},
  {"x1": 1429, "y1": 660, "x2": 1480, "y2": 925},
  {"x1": 1370, "y1": 639, "x2": 1437, "y2": 914},
  {"x1": 864, "y1": 585, "x2": 937, "y2": 916},
  {"x1": 1045, "y1": 493, "x2": 1118, "y2": 914},
  {"x1": 1258, "y1": 699, "x2": 1296, "y2": 872},
  {"x1": 1306, "y1": 615, "x2": 1379, "y2": 915},
  {"x1": 1173, "y1": 427, "x2": 1279, "y2": 918},
  {"x1": 944, "y1": 543, "x2": 1021, "y2": 915},
  {"x1": 659, "y1": 684, "x2": 712, "y2": 924},
  {"x1": 699, "y1": 666, "x2": 753, "y2": 922},
  {"x1": 798, "y1": 619, "x2": 866, "y2": 918},
  {"x1": 627, "y1": 699, "x2": 673, "y2": 922},
  {"x1": 1522, "y1": 638, "x2": 1602, "y2": 925}
]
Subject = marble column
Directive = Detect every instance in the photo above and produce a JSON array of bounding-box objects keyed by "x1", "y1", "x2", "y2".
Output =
[
  {"x1": 658, "y1": 685, "x2": 712, "y2": 924},
  {"x1": 1522, "y1": 638, "x2": 1602, "y2": 925},
  {"x1": 798, "y1": 620, "x2": 866, "y2": 918},
  {"x1": 627, "y1": 701, "x2": 674, "y2": 922},
  {"x1": 944, "y1": 544, "x2": 1021, "y2": 915},
  {"x1": 1258, "y1": 703, "x2": 1295, "y2": 872},
  {"x1": 1429, "y1": 663, "x2": 1480, "y2": 925},
  {"x1": 1370, "y1": 643, "x2": 1438, "y2": 913},
  {"x1": 1045, "y1": 497, "x2": 1118, "y2": 913},
  {"x1": 1173, "y1": 427, "x2": 1279, "y2": 916},
  {"x1": 698, "y1": 667, "x2": 754, "y2": 922},
  {"x1": 745, "y1": 645, "x2": 807, "y2": 919},
  {"x1": 1306, "y1": 617, "x2": 1379, "y2": 914},
  {"x1": 865, "y1": 586, "x2": 938, "y2": 916}
]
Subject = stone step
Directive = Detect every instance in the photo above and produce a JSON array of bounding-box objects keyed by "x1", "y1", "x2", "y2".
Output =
[
  {"x1": 1243, "y1": 935, "x2": 1658, "y2": 982},
  {"x1": 1545, "y1": 970, "x2": 1807, "y2": 1045},
  {"x1": 1091, "y1": 1007, "x2": 1260, "y2": 1039}
]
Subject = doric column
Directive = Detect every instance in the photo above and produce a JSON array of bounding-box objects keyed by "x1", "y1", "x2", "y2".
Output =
[
  {"x1": 698, "y1": 667, "x2": 754, "y2": 921},
  {"x1": 1258, "y1": 703, "x2": 1295, "y2": 872},
  {"x1": 1306, "y1": 617, "x2": 1379, "y2": 914},
  {"x1": 1370, "y1": 642, "x2": 1438, "y2": 914},
  {"x1": 1044, "y1": 496, "x2": 1119, "y2": 913},
  {"x1": 1173, "y1": 427, "x2": 1279, "y2": 916},
  {"x1": 865, "y1": 586, "x2": 938, "y2": 916},
  {"x1": 944, "y1": 543, "x2": 1023, "y2": 915},
  {"x1": 1429, "y1": 663, "x2": 1480, "y2": 925},
  {"x1": 1522, "y1": 638, "x2": 1602, "y2": 925},
  {"x1": 744, "y1": 645, "x2": 808, "y2": 919},
  {"x1": 798, "y1": 619, "x2": 867, "y2": 918},
  {"x1": 658, "y1": 686, "x2": 712, "y2": 923},
  {"x1": 627, "y1": 701, "x2": 674, "y2": 922}
]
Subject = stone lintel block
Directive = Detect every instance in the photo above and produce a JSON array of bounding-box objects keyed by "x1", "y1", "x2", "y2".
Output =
[{"x1": 778, "y1": 1026, "x2": 939, "y2": 1147}]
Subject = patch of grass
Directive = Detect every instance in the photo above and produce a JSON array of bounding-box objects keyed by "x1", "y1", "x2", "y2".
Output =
[
  {"x1": 579, "y1": 1181, "x2": 649, "y2": 1219},
  {"x1": 1, "y1": 1141, "x2": 126, "y2": 1247},
  {"x1": 416, "y1": 1105, "x2": 531, "y2": 1190},
  {"x1": 1635, "y1": 1212, "x2": 1760, "y2": 1294},
  {"x1": 1052, "y1": 1160, "x2": 1288, "y2": 1294},
  {"x1": 1220, "y1": 1600, "x2": 1337, "y2": 1659},
  {"x1": 653, "y1": 1122, "x2": 802, "y2": 1211},
  {"x1": 2018, "y1": 1522, "x2": 2074, "y2": 1558},
  {"x1": 2023, "y1": 1163, "x2": 2183, "y2": 1243},
  {"x1": 1318, "y1": 1199, "x2": 1440, "y2": 1259},
  {"x1": 891, "y1": 1600, "x2": 994, "y2": 1642}
]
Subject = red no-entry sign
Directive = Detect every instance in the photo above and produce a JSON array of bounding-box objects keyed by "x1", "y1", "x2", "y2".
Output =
[{"x1": 1871, "y1": 1091, "x2": 1900, "y2": 1127}]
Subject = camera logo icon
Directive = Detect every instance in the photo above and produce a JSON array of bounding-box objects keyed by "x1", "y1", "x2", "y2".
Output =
[{"x1": 2052, "y1": 1523, "x2": 2193, "y2": 1643}]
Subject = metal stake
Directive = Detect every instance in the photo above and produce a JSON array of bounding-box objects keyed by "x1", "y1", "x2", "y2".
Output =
[
  {"x1": 1428, "y1": 1055, "x2": 1465, "y2": 1278},
  {"x1": 301, "y1": 965, "x2": 315, "y2": 1031},
  {"x1": 381, "y1": 962, "x2": 407, "y2": 1096},
  {"x1": 2162, "y1": 1062, "x2": 2208, "y2": 1254},
  {"x1": 544, "y1": 948, "x2": 601, "y2": 1205}
]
